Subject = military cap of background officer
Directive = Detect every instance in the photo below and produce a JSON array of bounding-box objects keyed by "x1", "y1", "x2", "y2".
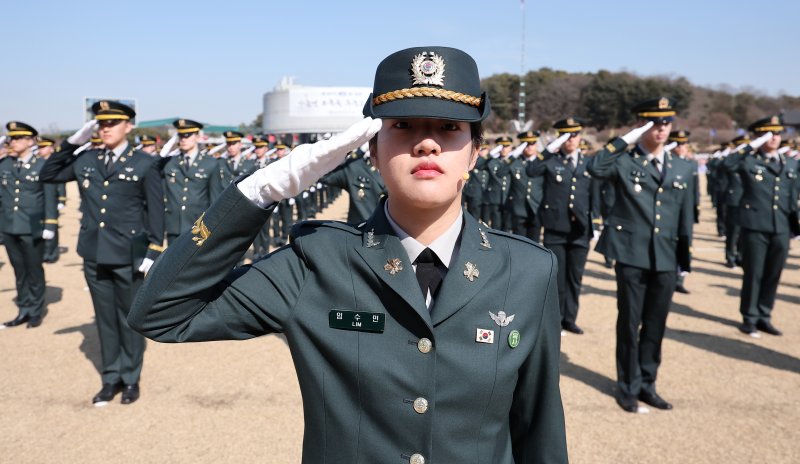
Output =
[
  {"x1": 139, "y1": 134, "x2": 157, "y2": 146},
  {"x1": 363, "y1": 46, "x2": 490, "y2": 122},
  {"x1": 5, "y1": 121, "x2": 38, "y2": 137},
  {"x1": 252, "y1": 135, "x2": 269, "y2": 147},
  {"x1": 748, "y1": 115, "x2": 784, "y2": 134},
  {"x1": 579, "y1": 139, "x2": 593, "y2": 152},
  {"x1": 90, "y1": 132, "x2": 102, "y2": 144},
  {"x1": 669, "y1": 130, "x2": 691, "y2": 144},
  {"x1": 632, "y1": 97, "x2": 676, "y2": 123},
  {"x1": 479, "y1": 141, "x2": 490, "y2": 149},
  {"x1": 36, "y1": 136, "x2": 56, "y2": 147},
  {"x1": 495, "y1": 135, "x2": 513, "y2": 146},
  {"x1": 223, "y1": 130, "x2": 244, "y2": 143},
  {"x1": 731, "y1": 135, "x2": 750, "y2": 146},
  {"x1": 518, "y1": 130, "x2": 540, "y2": 143},
  {"x1": 553, "y1": 117, "x2": 584, "y2": 134},
  {"x1": 91, "y1": 100, "x2": 136, "y2": 121},
  {"x1": 173, "y1": 118, "x2": 204, "y2": 135}
]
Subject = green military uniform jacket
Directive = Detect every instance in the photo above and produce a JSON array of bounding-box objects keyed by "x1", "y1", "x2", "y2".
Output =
[
  {"x1": 219, "y1": 156, "x2": 257, "y2": 187},
  {"x1": 160, "y1": 152, "x2": 223, "y2": 235},
  {"x1": 0, "y1": 155, "x2": 59, "y2": 236},
  {"x1": 129, "y1": 185, "x2": 568, "y2": 464},
  {"x1": 40, "y1": 142, "x2": 165, "y2": 265},
  {"x1": 462, "y1": 156, "x2": 488, "y2": 205},
  {"x1": 507, "y1": 155, "x2": 542, "y2": 219},
  {"x1": 588, "y1": 139, "x2": 694, "y2": 272},
  {"x1": 484, "y1": 157, "x2": 511, "y2": 205},
  {"x1": 722, "y1": 147, "x2": 800, "y2": 234},
  {"x1": 322, "y1": 155, "x2": 386, "y2": 225}
]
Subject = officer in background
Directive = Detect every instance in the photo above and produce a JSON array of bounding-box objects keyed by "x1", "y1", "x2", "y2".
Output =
[
  {"x1": 669, "y1": 130, "x2": 698, "y2": 294},
  {"x1": 139, "y1": 134, "x2": 158, "y2": 155},
  {"x1": 708, "y1": 147, "x2": 729, "y2": 236},
  {"x1": 508, "y1": 131, "x2": 542, "y2": 241},
  {"x1": 269, "y1": 140, "x2": 295, "y2": 246},
  {"x1": 589, "y1": 98, "x2": 694, "y2": 413},
  {"x1": 722, "y1": 135, "x2": 748, "y2": 268},
  {"x1": 0, "y1": 122, "x2": 58, "y2": 329},
  {"x1": 321, "y1": 147, "x2": 386, "y2": 225},
  {"x1": 219, "y1": 130, "x2": 256, "y2": 186},
  {"x1": 251, "y1": 135, "x2": 273, "y2": 258},
  {"x1": 462, "y1": 142, "x2": 488, "y2": 219},
  {"x1": 528, "y1": 118, "x2": 597, "y2": 334},
  {"x1": 37, "y1": 136, "x2": 65, "y2": 263},
  {"x1": 722, "y1": 116, "x2": 799, "y2": 337},
  {"x1": 161, "y1": 119, "x2": 223, "y2": 244},
  {"x1": 484, "y1": 136, "x2": 512, "y2": 230},
  {"x1": 40, "y1": 101, "x2": 165, "y2": 406}
]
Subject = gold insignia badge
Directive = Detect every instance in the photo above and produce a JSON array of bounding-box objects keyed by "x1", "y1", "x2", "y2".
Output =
[
  {"x1": 191, "y1": 212, "x2": 211, "y2": 246},
  {"x1": 770, "y1": 116, "x2": 780, "y2": 125},
  {"x1": 410, "y1": 52, "x2": 446, "y2": 87},
  {"x1": 634, "y1": 183, "x2": 642, "y2": 193},
  {"x1": 100, "y1": 101, "x2": 110, "y2": 111},
  {"x1": 566, "y1": 117, "x2": 575, "y2": 126},
  {"x1": 9, "y1": 122, "x2": 16, "y2": 130},
  {"x1": 179, "y1": 119, "x2": 186, "y2": 127},
  {"x1": 658, "y1": 97, "x2": 669, "y2": 109},
  {"x1": 463, "y1": 262, "x2": 480, "y2": 282},
  {"x1": 384, "y1": 258, "x2": 403, "y2": 275},
  {"x1": 358, "y1": 188, "x2": 365, "y2": 199},
  {"x1": 605, "y1": 143, "x2": 615, "y2": 152},
  {"x1": 365, "y1": 228, "x2": 379, "y2": 248}
]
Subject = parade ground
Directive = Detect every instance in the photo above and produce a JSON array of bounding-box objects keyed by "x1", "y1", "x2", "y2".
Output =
[{"x1": 1, "y1": 180, "x2": 798, "y2": 464}]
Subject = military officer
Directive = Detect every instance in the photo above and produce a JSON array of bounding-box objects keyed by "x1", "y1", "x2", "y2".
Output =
[
  {"x1": 160, "y1": 119, "x2": 223, "y2": 244},
  {"x1": 37, "y1": 136, "x2": 65, "y2": 263},
  {"x1": 528, "y1": 118, "x2": 597, "y2": 334},
  {"x1": 0, "y1": 122, "x2": 58, "y2": 329},
  {"x1": 269, "y1": 140, "x2": 294, "y2": 246},
  {"x1": 508, "y1": 131, "x2": 542, "y2": 241},
  {"x1": 708, "y1": 148, "x2": 729, "y2": 236},
  {"x1": 588, "y1": 98, "x2": 694, "y2": 413},
  {"x1": 462, "y1": 141, "x2": 488, "y2": 218},
  {"x1": 40, "y1": 100, "x2": 165, "y2": 406},
  {"x1": 722, "y1": 116, "x2": 799, "y2": 337},
  {"x1": 321, "y1": 147, "x2": 386, "y2": 225},
  {"x1": 130, "y1": 46, "x2": 567, "y2": 463},
  {"x1": 251, "y1": 135, "x2": 274, "y2": 258},
  {"x1": 669, "y1": 130, "x2": 698, "y2": 294},
  {"x1": 484, "y1": 136, "x2": 512, "y2": 230},
  {"x1": 138, "y1": 134, "x2": 158, "y2": 155},
  {"x1": 721, "y1": 136, "x2": 748, "y2": 268},
  {"x1": 219, "y1": 130, "x2": 256, "y2": 185}
]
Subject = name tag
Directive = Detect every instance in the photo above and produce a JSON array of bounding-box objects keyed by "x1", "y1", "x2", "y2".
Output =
[{"x1": 329, "y1": 310, "x2": 385, "y2": 333}]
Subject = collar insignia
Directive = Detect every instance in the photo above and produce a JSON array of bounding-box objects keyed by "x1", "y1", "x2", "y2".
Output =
[
  {"x1": 384, "y1": 258, "x2": 403, "y2": 275},
  {"x1": 464, "y1": 262, "x2": 480, "y2": 282}
]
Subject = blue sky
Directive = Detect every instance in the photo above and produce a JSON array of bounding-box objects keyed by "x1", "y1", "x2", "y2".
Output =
[{"x1": 2, "y1": 0, "x2": 799, "y2": 132}]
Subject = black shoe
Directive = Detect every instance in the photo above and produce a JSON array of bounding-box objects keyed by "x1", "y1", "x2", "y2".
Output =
[
  {"x1": 121, "y1": 383, "x2": 140, "y2": 405},
  {"x1": 638, "y1": 391, "x2": 673, "y2": 410},
  {"x1": 615, "y1": 394, "x2": 639, "y2": 413},
  {"x1": 756, "y1": 320, "x2": 782, "y2": 336},
  {"x1": 724, "y1": 261, "x2": 735, "y2": 268},
  {"x1": 675, "y1": 284, "x2": 690, "y2": 294},
  {"x1": 92, "y1": 382, "x2": 122, "y2": 406},
  {"x1": 26, "y1": 316, "x2": 43, "y2": 328},
  {"x1": 739, "y1": 322, "x2": 757, "y2": 336},
  {"x1": 1, "y1": 314, "x2": 29, "y2": 328},
  {"x1": 561, "y1": 321, "x2": 584, "y2": 335},
  {"x1": 604, "y1": 260, "x2": 613, "y2": 269}
]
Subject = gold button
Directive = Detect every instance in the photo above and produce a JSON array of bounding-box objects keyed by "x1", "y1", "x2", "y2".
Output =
[
  {"x1": 571, "y1": 186, "x2": 576, "y2": 191},
  {"x1": 413, "y1": 397, "x2": 429, "y2": 414},
  {"x1": 184, "y1": 178, "x2": 188, "y2": 182},
  {"x1": 776, "y1": 178, "x2": 781, "y2": 183},
  {"x1": 100, "y1": 208, "x2": 106, "y2": 214},
  {"x1": 773, "y1": 205, "x2": 778, "y2": 210},
  {"x1": 101, "y1": 194, "x2": 107, "y2": 200},
  {"x1": 103, "y1": 180, "x2": 109, "y2": 186},
  {"x1": 658, "y1": 187, "x2": 664, "y2": 193},
  {"x1": 182, "y1": 196, "x2": 187, "y2": 201},
  {"x1": 14, "y1": 188, "x2": 19, "y2": 193},
  {"x1": 417, "y1": 338, "x2": 432, "y2": 354},
  {"x1": 656, "y1": 201, "x2": 661, "y2": 206},
  {"x1": 572, "y1": 177, "x2": 577, "y2": 182},
  {"x1": 409, "y1": 454, "x2": 425, "y2": 464},
  {"x1": 616, "y1": 225, "x2": 622, "y2": 230},
  {"x1": 181, "y1": 205, "x2": 186, "y2": 211},
  {"x1": 656, "y1": 214, "x2": 661, "y2": 220},
  {"x1": 774, "y1": 196, "x2": 779, "y2": 200},
  {"x1": 14, "y1": 197, "x2": 19, "y2": 202},
  {"x1": 570, "y1": 195, "x2": 575, "y2": 200},
  {"x1": 13, "y1": 206, "x2": 18, "y2": 211},
  {"x1": 568, "y1": 203, "x2": 574, "y2": 208},
  {"x1": 183, "y1": 187, "x2": 188, "y2": 192},
  {"x1": 654, "y1": 227, "x2": 660, "y2": 233},
  {"x1": 99, "y1": 222, "x2": 105, "y2": 228},
  {"x1": 774, "y1": 186, "x2": 780, "y2": 191},
  {"x1": 15, "y1": 180, "x2": 19, "y2": 185}
]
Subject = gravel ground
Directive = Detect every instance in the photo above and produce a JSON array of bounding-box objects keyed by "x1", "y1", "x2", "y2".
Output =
[{"x1": 1, "y1": 180, "x2": 798, "y2": 463}]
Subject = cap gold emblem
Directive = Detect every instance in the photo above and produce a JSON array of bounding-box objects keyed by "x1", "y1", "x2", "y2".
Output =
[
  {"x1": 100, "y1": 101, "x2": 110, "y2": 111},
  {"x1": 410, "y1": 52, "x2": 445, "y2": 87},
  {"x1": 9, "y1": 122, "x2": 16, "y2": 129},
  {"x1": 770, "y1": 116, "x2": 780, "y2": 124},
  {"x1": 179, "y1": 119, "x2": 186, "y2": 127},
  {"x1": 566, "y1": 117, "x2": 575, "y2": 126},
  {"x1": 658, "y1": 97, "x2": 669, "y2": 109}
]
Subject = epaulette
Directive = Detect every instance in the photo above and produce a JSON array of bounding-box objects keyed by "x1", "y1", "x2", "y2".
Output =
[
  {"x1": 290, "y1": 219, "x2": 361, "y2": 241},
  {"x1": 485, "y1": 227, "x2": 550, "y2": 253}
]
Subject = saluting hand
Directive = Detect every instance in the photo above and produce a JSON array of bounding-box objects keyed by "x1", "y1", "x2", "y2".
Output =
[
  {"x1": 749, "y1": 132, "x2": 773, "y2": 151},
  {"x1": 546, "y1": 133, "x2": 571, "y2": 153},
  {"x1": 67, "y1": 120, "x2": 99, "y2": 145},
  {"x1": 138, "y1": 258, "x2": 154, "y2": 274},
  {"x1": 160, "y1": 134, "x2": 179, "y2": 157},
  {"x1": 621, "y1": 121, "x2": 654, "y2": 145},
  {"x1": 42, "y1": 230, "x2": 56, "y2": 240},
  {"x1": 238, "y1": 117, "x2": 382, "y2": 207}
]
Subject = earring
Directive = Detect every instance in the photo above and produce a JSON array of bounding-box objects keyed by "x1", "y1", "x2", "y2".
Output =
[{"x1": 462, "y1": 172, "x2": 470, "y2": 181}]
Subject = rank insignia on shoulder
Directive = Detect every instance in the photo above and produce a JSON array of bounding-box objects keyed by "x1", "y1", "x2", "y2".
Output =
[
  {"x1": 191, "y1": 212, "x2": 211, "y2": 246},
  {"x1": 366, "y1": 228, "x2": 379, "y2": 248},
  {"x1": 479, "y1": 228, "x2": 491, "y2": 249},
  {"x1": 605, "y1": 143, "x2": 615, "y2": 152},
  {"x1": 476, "y1": 328, "x2": 494, "y2": 344}
]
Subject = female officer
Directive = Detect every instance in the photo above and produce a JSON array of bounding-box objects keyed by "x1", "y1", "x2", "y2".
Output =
[{"x1": 129, "y1": 46, "x2": 567, "y2": 464}]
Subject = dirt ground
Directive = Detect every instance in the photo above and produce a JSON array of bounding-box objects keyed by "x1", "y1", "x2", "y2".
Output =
[{"x1": 1, "y1": 180, "x2": 798, "y2": 464}]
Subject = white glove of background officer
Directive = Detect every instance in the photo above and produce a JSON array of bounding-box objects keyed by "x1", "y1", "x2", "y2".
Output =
[
  {"x1": 546, "y1": 133, "x2": 571, "y2": 153},
  {"x1": 42, "y1": 230, "x2": 55, "y2": 240},
  {"x1": 238, "y1": 117, "x2": 382, "y2": 207},
  {"x1": 67, "y1": 120, "x2": 98, "y2": 145},
  {"x1": 138, "y1": 258, "x2": 154, "y2": 274},
  {"x1": 748, "y1": 132, "x2": 773, "y2": 151},
  {"x1": 621, "y1": 121, "x2": 654, "y2": 145}
]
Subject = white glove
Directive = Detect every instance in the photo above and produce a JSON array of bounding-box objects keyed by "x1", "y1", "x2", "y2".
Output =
[
  {"x1": 592, "y1": 230, "x2": 601, "y2": 241},
  {"x1": 207, "y1": 143, "x2": 227, "y2": 156},
  {"x1": 747, "y1": 132, "x2": 773, "y2": 151},
  {"x1": 288, "y1": 198, "x2": 296, "y2": 206},
  {"x1": 664, "y1": 142, "x2": 678, "y2": 152},
  {"x1": 273, "y1": 206, "x2": 279, "y2": 214},
  {"x1": 42, "y1": 229, "x2": 56, "y2": 240},
  {"x1": 237, "y1": 117, "x2": 381, "y2": 207},
  {"x1": 509, "y1": 142, "x2": 527, "y2": 158},
  {"x1": 265, "y1": 147, "x2": 277, "y2": 157},
  {"x1": 302, "y1": 191, "x2": 309, "y2": 199},
  {"x1": 73, "y1": 142, "x2": 93, "y2": 155},
  {"x1": 0, "y1": 136, "x2": 6, "y2": 146},
  {"x1": 242, "y1": 146, "x2": 256, "y2": 159},
  {"x1": 309, "y1": 187, "x2": 316, "y2": 193},
  {"x1": 316, "y1": 182, "x2": 323, "y2": 189},
  {"x1": 546, "y1": 133, "x2": 571, "y2": 153},
  {"x1": 778, "y1": 146, "x2": 790, "y2": 156},
  {"x1": 489, "y1": 145, "x2": 503, "y2": 158},
  {"x1": 57, "y1": 203, "x2": 65, "y2": 211},
  {"x1": 67, "y1": 120, "x2": 99, "y2": 145},
  {"x1": 160, "y1": 134, "x2": 179, "y2": 157},
  {"x1": 720, "y1": 147, "x2": 731, "y2": 158},
  {"x1": 138, "y1": 258, "x2": 154, "y2": 274},
  {"x1": 621, "y1": 121, "x2": 655, "y2": 145}
]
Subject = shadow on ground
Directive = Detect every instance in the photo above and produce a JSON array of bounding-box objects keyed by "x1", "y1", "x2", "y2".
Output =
[{"x1": 54, "y1": 322, "x2": 101, "y2": 375}]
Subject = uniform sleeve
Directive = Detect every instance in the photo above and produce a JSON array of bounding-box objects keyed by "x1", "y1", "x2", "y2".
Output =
[
  {"x1": 510, "y1": 251, "x2": 568, "y2": 463},
  {"x1": 321, "y1": 161, "x2": 349, "y2": 188},
  {"x1": 129, "y1": 183, "x2": 306, "y2": 342},
  {"x1": 721, "y1": 146, "x2": 751, "y2": 172},
  {"x1": 586, "y1": 137, "x2": 628, "y2": 181},
  {"x1": 40, "y1": 143, "x2": 80, "y2": 183},
  {"x1": 143, "y1": 159, "x2": 166, "y2": 261},
  {"x1": 525, "y1": 157, "x2": 547, "y2": 178},
  {"x1": 210, "y1": 158, "x2": 225, "y2": 201},
  {"x1": 43, "y1": 182, "x2": 59, "y2": 232},
  {"x1": 57, "y1": 183, "x2": 67, "y2": 204}
]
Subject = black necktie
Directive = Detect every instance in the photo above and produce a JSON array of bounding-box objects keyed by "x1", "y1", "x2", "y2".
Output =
[
  {"x1": 183, "y1": 155, "x2": 191, "y2": 170},
  {"x1": 415, "y1": 248, "x2": 444, "y2": 302},
  {"x1": 653, "y1": 158, "x2": 665, "y2": 180},
  {"x1": 104, "y1": 150, "x2": 114, "y2": 172}
]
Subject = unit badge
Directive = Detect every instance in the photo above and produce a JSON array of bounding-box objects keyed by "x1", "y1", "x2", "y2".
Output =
[{"x1": 410, "y1": 52, "x2": 446, "y2": 87}]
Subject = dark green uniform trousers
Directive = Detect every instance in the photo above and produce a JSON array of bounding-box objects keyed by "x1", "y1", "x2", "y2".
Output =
[
  {"x1": 83, "y1": 262, "x2": 145, "y2": 385},
  {"x1": 547, "y1": 242, "x2": 589, "y2": 325},
  {"x1": 615, "y1": 263, "x2": 675, "y2": 397},
  {"x1": 739, "y1": 230, "x2": 789, "y2": 324},
  {"x1": 4, "y1": 233, "x2": 46, "y2": 319},
  {"x1": 724, "y1": 206, "x2": 741, "y2": 265}
]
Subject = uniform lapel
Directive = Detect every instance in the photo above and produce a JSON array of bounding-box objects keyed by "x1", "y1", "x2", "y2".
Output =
[
  {"x1": 353, "y1": 202, "x2": 431, "y2": 330},
  {"x1": 430, "y1": 213, "x2": 500, "y2": 326},
  {"x1": 106, "y1": 145, "x2": 133, "y2": 178}
]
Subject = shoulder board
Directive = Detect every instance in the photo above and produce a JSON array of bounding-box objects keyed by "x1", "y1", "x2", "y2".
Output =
[
  {"x1": 485, "y1": 227, "x2": 550, "y2": 253},
  {"x1": 290, "y1": 219, "x2": 360, "y2": 240}
]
